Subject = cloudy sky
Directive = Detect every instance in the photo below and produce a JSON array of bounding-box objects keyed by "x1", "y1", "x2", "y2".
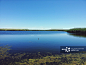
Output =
[{"x1": 0, "y1": 0, "x2": 86, "y2": 29}]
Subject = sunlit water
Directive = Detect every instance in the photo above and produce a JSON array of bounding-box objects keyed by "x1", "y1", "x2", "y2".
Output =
[{"x1": 0, "y1": 31, "x2": 86, "y2": 54}]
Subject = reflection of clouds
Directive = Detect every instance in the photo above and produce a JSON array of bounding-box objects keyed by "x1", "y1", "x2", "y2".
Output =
[
  {"x1": 30, "y1": 35, "x2": 42, "y2": 36},
  {"x1": 29, "y1": 41, "x2": 33, "y2": 43},
  {"x1": 37, "y1": 35, "x2": 41, "y2": 36},
  {"x1": 1, "y1": 27, "x2": 52, "y2": 30},
  {"x1": 31, "y1": 35, "x2": 34, "y2": 36},
  {"x1": 28, "y1": 28, "x2": 51, "y2": 30}
]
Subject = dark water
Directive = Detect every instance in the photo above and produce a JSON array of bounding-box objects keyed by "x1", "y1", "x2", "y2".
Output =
[{"x1": 0, "y1": 31, "x2": 86, "y2": 54}]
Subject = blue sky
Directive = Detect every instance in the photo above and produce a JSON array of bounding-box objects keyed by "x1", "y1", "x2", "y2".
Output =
[{"x1": 0, "y1": 0, "x2": 86, "y2": 29}]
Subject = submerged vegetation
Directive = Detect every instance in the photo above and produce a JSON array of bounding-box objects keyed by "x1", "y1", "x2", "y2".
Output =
[
  {"x1": 15, "y1": 53, "x2": 86, "y2": 65},
  {"x1": 0, "y1": 45, "x2": 86, "y2": 65},
  {"x1": 0, "y1": 45, "x2": 11, "y2": 59}
]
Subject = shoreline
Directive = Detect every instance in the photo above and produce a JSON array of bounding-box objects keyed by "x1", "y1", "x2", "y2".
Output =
[{"x1": 0, "y1": 28, "x2": 86, "y2": 34}]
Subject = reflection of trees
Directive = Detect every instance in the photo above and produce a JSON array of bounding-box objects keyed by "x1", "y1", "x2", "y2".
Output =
[{"x1": 68, "y1": 33, "x2": 86, "y2": 38}]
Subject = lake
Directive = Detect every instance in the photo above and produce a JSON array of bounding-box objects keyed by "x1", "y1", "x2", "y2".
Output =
[{"x1": 0, "y1": 31, "x2": 86, "y2": 55}]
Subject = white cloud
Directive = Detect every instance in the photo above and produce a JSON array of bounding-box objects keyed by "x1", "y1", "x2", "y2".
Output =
[{"x1": 28, "y1": 27, "x2": 52, "y2": 30}]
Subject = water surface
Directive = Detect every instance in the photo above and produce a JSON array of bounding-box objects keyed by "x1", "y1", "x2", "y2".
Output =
[{"x1": 0, "y1": 31, "x2": 86, "y2": 54}]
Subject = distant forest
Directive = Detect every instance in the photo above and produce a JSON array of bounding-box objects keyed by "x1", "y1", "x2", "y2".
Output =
[
  {"x1": 66, "y1": 28, "x2": 86, "y2": 33},
  {"x1": 0, "y1": 28, "x2": 86, "y2": 34},
  {"x1": 0, "y1": 29, "x2": 66, "y2": 31}
]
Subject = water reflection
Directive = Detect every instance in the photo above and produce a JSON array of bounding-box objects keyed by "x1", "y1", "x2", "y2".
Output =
[{"x1": 68, "y1": 33, "x2": 86, "y2": 38}]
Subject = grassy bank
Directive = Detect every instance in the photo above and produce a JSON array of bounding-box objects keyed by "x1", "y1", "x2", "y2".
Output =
[
  {"x1": 0, "y1": 29, "x2": 66, "y2": 31},
  {"x1": 0, "y1": 29, "x2": 31, "y2": 31},
  {"x1": 0, "y1": 28, "x2": 86, "y2": 33}
]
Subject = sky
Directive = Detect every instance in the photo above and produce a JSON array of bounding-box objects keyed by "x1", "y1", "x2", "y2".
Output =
[{"x1": 0, "y1": 0, "x2": 86, "y2": 30}]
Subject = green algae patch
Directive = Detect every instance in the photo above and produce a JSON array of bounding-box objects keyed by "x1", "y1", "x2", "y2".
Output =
[{"x1": 14, "y1": 53, "x2": 86, "y2": 65}]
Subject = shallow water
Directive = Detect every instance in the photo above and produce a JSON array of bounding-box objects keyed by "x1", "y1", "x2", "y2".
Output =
[{"x1": 0, "y1": 31, "x2": 86, "y2": 54}]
